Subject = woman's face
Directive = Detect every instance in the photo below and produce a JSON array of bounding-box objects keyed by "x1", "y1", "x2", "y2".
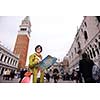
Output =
[{"x1": 36, "y1": 47, "x2": 41, "y2": 53}]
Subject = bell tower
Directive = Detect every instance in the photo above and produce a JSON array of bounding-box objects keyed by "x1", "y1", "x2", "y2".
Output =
[{"x1": 13, "y1": 16, "x2": 31, "y2": 69}]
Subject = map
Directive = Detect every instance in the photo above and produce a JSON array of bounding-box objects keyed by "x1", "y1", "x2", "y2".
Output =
[{"x1": 37, "y1": 55, "x2": 57, "y2": 69}]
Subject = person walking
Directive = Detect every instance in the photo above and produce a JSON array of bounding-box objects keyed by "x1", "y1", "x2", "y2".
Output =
[
  {"x1": 45, "y1": 70, "x2": 50, "y2": 82},
  {"x1": 53, "y1": 68, "x2": 59, "y2": 83},
  {"x1": 79, "y1": 53, "x2": 96, "y2": 83},
  {"x1": 19, "y1": 68, "x2": 27, "y2": 83},
  {"x1": 29, "y1": 45, "x2": 44, "y2": 83}
]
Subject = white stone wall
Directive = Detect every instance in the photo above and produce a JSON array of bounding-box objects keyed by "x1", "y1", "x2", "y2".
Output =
[
  {"x1": 0, "y1": 44, "x2": 19, "y2": 70},
  {"x1": 67, "y1": 16, "x2": 100, "y2": 71}
]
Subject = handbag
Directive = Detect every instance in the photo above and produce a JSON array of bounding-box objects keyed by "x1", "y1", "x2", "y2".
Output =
[{"x1": 21, "y1": 76, "x2": 30, "y2": 83}]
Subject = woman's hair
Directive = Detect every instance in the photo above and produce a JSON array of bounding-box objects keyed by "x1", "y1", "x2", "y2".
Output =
[{"x1": 35, "y1": 45, "x2": 42, "y2": 52}]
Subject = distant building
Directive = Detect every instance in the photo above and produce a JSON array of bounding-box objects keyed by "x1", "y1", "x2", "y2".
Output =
[
  {"x1": 67, "y1": 16, "x2": 100, "y2": 71},
  {"x1": 13, "y1": 16, "x2": 31, "y2": 69},
  {"x1": 0, "y1": 43, "x2": 19, "y2": 71},
  {"x1": 62, "y1": 55, "x2": 69, "y2": 72}
]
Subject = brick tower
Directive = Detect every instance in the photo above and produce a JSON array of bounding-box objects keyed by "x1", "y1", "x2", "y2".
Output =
[{"x1": 13, "y1": 16, "x2": 31, "y2": 69}]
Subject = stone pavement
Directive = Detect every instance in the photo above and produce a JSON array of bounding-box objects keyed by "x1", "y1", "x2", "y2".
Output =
[
  {"x1": 0, "y1": 75, "x2": 20, "y2": 83},
  {"x1": 0, "y1": 75, "x2": 74, "y2": 83}
]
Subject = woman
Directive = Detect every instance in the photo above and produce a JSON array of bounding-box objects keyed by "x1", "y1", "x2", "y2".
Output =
[{"x1": 29, "y1": 45, "x2": 44, "y2": 83}]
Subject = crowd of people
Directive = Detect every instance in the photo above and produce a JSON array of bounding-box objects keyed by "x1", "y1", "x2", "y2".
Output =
[
  {"x1": 0, "y1": 48, "x2": 100, "y2": 83},
  {"x1": 0, "y1": 68, "x2": 15, "y2": 80}
]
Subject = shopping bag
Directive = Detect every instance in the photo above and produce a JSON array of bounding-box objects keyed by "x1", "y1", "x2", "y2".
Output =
[
  {"x1": 21, "y1": 76, "x2": 30, "y2": 83},
  {"x1": 21, "y1": 72, "x2": 33, "y2": 83}
]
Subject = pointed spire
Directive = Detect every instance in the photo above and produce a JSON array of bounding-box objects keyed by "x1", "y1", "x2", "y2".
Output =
[
  {"x1": 24, "y1": 16, "x2": 30, "y2": 21},
  {"x1": 19, "y1": 16, "x2": 31, "y2": 37},
  {"x1": 21, "y1": 16, "x2": 31, "y2": 27}
]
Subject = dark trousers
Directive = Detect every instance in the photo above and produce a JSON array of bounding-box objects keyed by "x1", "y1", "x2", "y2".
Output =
[{"x1": 84, "y1": 77, "x2": 96, "y2": 83}]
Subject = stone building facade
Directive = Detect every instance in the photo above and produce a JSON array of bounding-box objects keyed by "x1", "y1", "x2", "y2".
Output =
[
  {"x1": 67, "y1": 16, "x2": 100, "y2": 72},
  {"x1": 0, "y1": 43, "x2": 19, "y2": 73}
]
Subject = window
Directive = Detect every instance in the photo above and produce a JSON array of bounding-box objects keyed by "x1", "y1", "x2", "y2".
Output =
[
  {"x1": 84, "y1": 22, "x2": 87, "y2": 27},
  {"x1": 85, "y1": 49, "x2": 90, "y2": 59},
  {"x1": 0, "y1": 54, "x2": 4, "y2": 61},
  {"x1": 20, "y1": 28, "x2": 27, "y2": 31},
  {"x1": 13, "y1": 60, "x2": 15, "y2": 65},
  {"x1": 74, "y1": 48, "x2": 76, "y2": 53},
  {"x1": 78, "y1": 42, "x2": 81, "y2": 48},
  {"x1": 4, "y1": 56, "x2": 7, "y2": 62},
  {"x1": 98, "y1": 42, "x2": 100, "y2": 49},
  {"x1": 84, "y1": 31, "x2": 88, "y2": 40},
  {"x1": 7, "y1": 57, "x2": 10, "y2": 63},
  {"x1": 71, "y1": 52, "x2": 73, "y2": 58},
  {"x1": 98, "y1": 35, "x2": 100, "y2": 39},
  {"x1": 0, "y1": 52, "x2": 2, "y2": 60},
  {"x1": 96, "y1": 16, "x2": 100, "y2": 22},
  {"x1": 95, "y1": 39, "x2": 98, "y2": 43},
  {"x1": 15, "y1": 61, "x2": 17, "y2": 66},
  {"x1": 88, "y1": 47, "x2": 93, "y2": 59},
  {"x1": 92, "y1": 48, "x2": 96, "y2": 57},
  {"x1": 94, "y1": 45, "x2": 99, "y2": 55},
  {"x1": 10, "y1": 58, "x2": 13, "y2": 64},
  {"x1": 90, "y1": 45, "x2": 96, "y2": 58},
  {"x1": 81, "y1": 28, "x2": 83, "y2": 32}
]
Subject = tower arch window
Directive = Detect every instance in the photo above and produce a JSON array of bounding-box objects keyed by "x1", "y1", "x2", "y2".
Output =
[
  {"x1": 20, "y1": 28, "x2": 27, "y2": 31},
  {"x1": 84, "y1": 31, "x2": 88, "y2": 40}
]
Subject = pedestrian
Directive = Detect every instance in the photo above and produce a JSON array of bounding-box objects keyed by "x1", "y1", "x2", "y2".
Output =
[
  {"x1": 21, "y1": 71, "x2": 32, "y2": 83},
  {"x1": 53, "y1": 68, "x2": 59, "y2": 83},
  {"x1": 76, "y1": 68, "x2": 83, "y2": 83},
  {"x1": 71, "y1": 69, "x2": 78, "y2": 83},
  {"x1": 65, "y1": 72, "x2": 70, "y2": 80},
  {"x1": 3, "y1": 69, "x2": 7, "y2": 80},
  {"x1": 29, "y1": 45, "x2": 44, "y2": 83},
  {"x1": 19, "y1": 68, "x2": 27, "y2": 83},
  {"x1": 79, "y1": 53, "x2": 96, "y2": 83},
  {"x1": 6, "y1": 69, "x2": 11, "y2": 80},
  {"x1": 10, "y1": 70, "x2": 15, "y2": 80},
  {"x1": 45, "y1": 71, "x2": 50, "y2": 82}
]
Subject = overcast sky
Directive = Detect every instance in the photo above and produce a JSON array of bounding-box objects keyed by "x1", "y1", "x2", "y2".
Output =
[{"x1": 0, "y1": 16, "x2": 83, "y2": 65}]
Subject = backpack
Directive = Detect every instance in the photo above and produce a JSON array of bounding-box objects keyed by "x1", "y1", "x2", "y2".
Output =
[{"x1": 92, "y1": 64, "x2": 100, "y2": 81}]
